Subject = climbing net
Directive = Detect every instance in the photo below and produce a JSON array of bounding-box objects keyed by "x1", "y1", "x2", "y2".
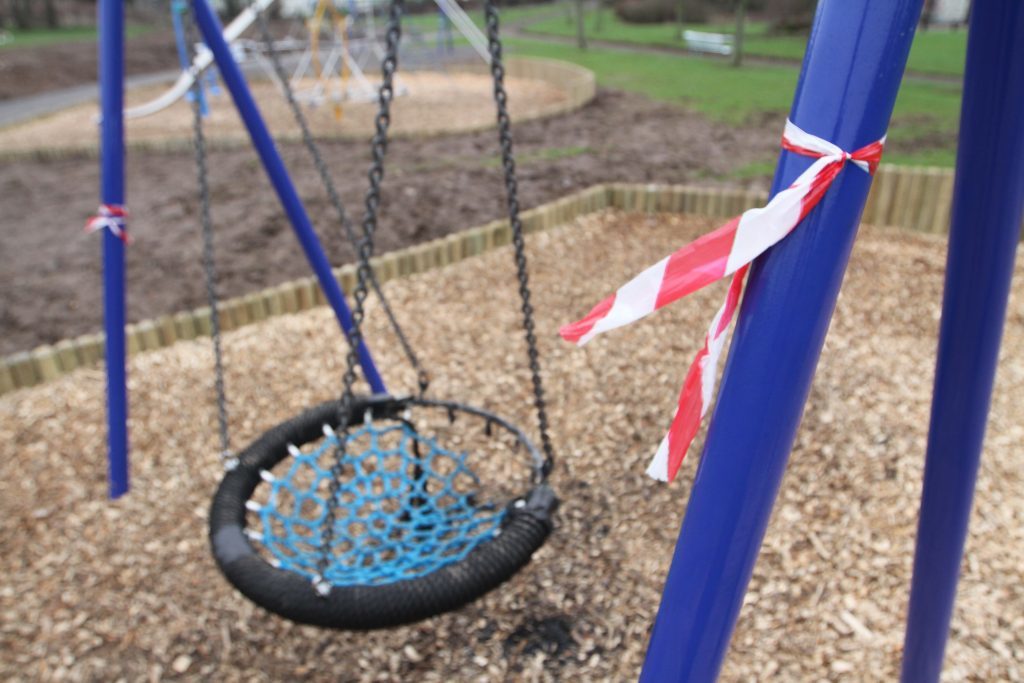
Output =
[{"x1": 249, "y1": 420, "x2": 507, "y2": 587}]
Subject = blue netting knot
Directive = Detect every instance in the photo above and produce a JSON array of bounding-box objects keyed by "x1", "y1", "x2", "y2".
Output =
[{"x1": 254, "y1": 421, "x2": 506, "y2": 587}]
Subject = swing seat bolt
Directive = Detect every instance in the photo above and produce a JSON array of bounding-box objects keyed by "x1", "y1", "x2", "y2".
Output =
[{"x1": 313, "y1": 576, "x2": 332, "y2": 597}]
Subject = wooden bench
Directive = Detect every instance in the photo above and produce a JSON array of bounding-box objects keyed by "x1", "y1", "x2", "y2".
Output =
[{"x1": 682, "y1": 30, "x2": 734, "y2": 56}]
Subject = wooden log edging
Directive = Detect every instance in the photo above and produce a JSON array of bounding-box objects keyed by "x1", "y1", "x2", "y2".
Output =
[
  {"x1": 0, "y1": 165, "x2": 984, "y2": 395},
  {"x1": 0, "y1": 185, "x2": 609, "y2": 395}
]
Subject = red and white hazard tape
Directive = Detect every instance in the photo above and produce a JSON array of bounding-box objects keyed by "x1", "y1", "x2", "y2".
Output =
[
  {"x1": 85, "y1": 204, "x2": 131, "y2": 244},
  {"x1": 561, "y1": 119, "x2": 885, "y2": 482}
]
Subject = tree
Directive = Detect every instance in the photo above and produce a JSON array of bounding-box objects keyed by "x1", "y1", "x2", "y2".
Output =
[
  {"x1": 575, "y1": 0, "x2": 587, "y2": 49},
  {"x1": 44, "y1": 0, "x2": 59, "y2": 29},
  {"x1": 593, "y1": 0, "x2": 606, "y2": 33},
  {"x1": 222, "y1": 0, "x2": 243, "y2": 17},
  {"x1": 921, "y1": 0, "x2": 937, "y2": 29},
  {"x1": 762, "y1": 0, "x2": 816, "y2": 33},
  {"x1": 9, "y1": 0, "x2": 31, "y2": 30},
  {"x1": 732, "y1": 0, "x2": 747, "y2": 66}
]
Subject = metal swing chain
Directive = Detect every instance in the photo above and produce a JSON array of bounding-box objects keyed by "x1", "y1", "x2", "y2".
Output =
[
  {"x1": 186, "y1": 11, "x2": 234, "y2": 468},
  {"x1": 313, "y1": 0, "x2": 556, "y2": 590},
  {"x1": 315, "y1": 0, "x2": 406, "y2": 594},
  {"x1": 484, "y1": 0, "x2": 556, "y2": 480},
  {"x1": 252, "y1": 7, "x2": 430, "y2": 395}
]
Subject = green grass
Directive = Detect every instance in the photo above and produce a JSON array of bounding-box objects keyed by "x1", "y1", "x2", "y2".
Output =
[
  {"x1": 885, "y1": 78, "x2": 962, "y2": 167},
  {"x1": 728, "y1": 159, "x2": 777, "y2": 181},
  {"x1": 402, "y1": 3, "x2": 963, "y2": 168},
  {"x1": 509, "y1": 35, "x2": 800, "y2": 123},
  {"x1": 905, "y1": 30, "x2": 969, "y2": 77},
  {"x1": 0, "y1": 25, "x2": 152, "y2": 50},
  {"x1": 527, "y1": 12, "x2": 754, "y2": 51},
  {"x1": 740, "y1": 25, "x2": 808, "y2": 62},
  {"x1": 404, "y1": 2, "x2": 561, "y2": 33},
  {"x1": 482, "y1": 144, "x2": 594, "y2": 168},
  {"x1": 401, "y1": 3, "x2": 561, "y2": 54},
  {"x1": 524, "y1": 10, "x2": 967, "y2": 76},
  {"x1": 505, "y1": 37, "x2": 962, "y2": 167},
  {"x1": 746, "y1": 27, "x2": 968, "y2": 76},
  {"x1": 532, "y1": 144, "x2": 594, "y2": 161}
]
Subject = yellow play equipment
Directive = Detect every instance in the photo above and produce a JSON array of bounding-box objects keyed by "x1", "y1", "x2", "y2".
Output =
[{"x1": 305, "y1": 0, "x2": 350, "y2": 121}]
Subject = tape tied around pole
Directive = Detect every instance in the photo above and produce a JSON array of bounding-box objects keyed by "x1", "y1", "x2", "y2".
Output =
[
  {"x1": 85, "y1": 204, "x2": 131, "y2": 244},
  {"x1": 560, "y1": 119, "x2": 885, "y2": 482}
]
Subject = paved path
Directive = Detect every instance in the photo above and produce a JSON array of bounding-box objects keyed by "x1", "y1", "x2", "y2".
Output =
[{"x1": 0, "y1": 70, "x2": 181, "y2": 128}]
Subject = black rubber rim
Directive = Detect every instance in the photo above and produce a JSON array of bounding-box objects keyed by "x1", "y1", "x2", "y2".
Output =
[{"x1": 209, "y1": 395, "x2": 557, "y2": 629}]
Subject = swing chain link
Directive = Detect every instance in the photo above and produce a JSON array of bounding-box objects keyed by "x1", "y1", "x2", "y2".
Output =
[
  {"x1": 186, "y1": 9, "x2": 235, "y2": 469},
  {"x1": 317, "y1": 0, "x2": 406, "y2": 589},
  {"x1": 484, "y1": 0, "x2": 556, "y2": 480},
  {"x1": 253, "y1": 7, "x2": 430, "y2": 395}
]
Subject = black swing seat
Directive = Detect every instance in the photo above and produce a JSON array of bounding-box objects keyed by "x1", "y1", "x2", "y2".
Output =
[{"x1": 209, "y1": 395, "x2": 557, "y2": 629}]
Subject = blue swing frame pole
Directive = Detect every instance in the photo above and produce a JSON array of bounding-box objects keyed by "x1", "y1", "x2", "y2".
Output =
[
  {"x1": 900, "y1": 4, "x2": 1024, "y2": 681},
  {"x1": 639, "y1": 1, "x2": 922, "y2": 679},
  {"x1": 99, "y1": 0, "x2": 129, "y2": 499},
  {"x1": 190, "y1": 0, "x2": 386, "y2": 395}
]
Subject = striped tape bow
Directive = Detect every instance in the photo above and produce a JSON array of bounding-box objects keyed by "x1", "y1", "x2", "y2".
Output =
[
  {"x1": 85, "y1": 204, "x2": 131, "y2": 244},
  {"x1": 560, "y1": 119, "x2": 885, "y2": 482}
]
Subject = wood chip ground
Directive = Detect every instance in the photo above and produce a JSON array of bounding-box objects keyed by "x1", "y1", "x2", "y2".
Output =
[
  {"x1": 2, "y1": 211, "x2": 1022, "y2": 681},
  {"x1": 0, "y1": 72, "x2": 569, "y2": 154}
]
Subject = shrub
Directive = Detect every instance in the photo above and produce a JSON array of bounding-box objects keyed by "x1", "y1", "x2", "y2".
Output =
[
  {"x1": 763, "y1": 0, "x2": 816, "y2": 33},
  {"x1": 614, "y1": 0, "x2": 708, "y2": 25}
]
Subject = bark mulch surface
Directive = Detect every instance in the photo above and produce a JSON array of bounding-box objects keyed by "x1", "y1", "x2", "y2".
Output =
[
  {"x1": 2, "y1": 211, "x2": 1022, "y2": 681},
  {"x1": 0, "y1": 89, "x2": 778, "y2": 356},
  {"x1": 0, "y1": 72, "x2": 572, "y2": 154}
]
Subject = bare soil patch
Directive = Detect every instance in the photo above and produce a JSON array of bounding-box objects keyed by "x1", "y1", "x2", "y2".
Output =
[
  {"x1": 0, "y1": 29, "x2": 179, "y2": 101},
  {"x1": 1, "y1": 211, "x2": 1021, "y2": 680},
  {"x1": 0, "y1": 89, "x2": 779, "y2": 355}
]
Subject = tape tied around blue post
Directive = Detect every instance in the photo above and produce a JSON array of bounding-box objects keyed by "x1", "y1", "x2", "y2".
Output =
[
  {"x1": 639, "y1": 1, "x2": 924, "y2": 680},
  {"x1": 99, "y1": 0, "x2": 129, "y2": 499}
]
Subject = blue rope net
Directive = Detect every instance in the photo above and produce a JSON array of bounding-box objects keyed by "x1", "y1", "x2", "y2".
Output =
[{"x1": 254, "y1": 422, "x2": 507, "y2": 587}]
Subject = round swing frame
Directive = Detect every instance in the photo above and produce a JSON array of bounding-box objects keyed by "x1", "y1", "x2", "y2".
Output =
[{"x1": 209, "y1": 394, "x2": 557, "y2": 629}]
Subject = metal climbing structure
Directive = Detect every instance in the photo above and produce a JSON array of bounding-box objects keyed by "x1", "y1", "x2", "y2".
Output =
[{"x1": 123, "y1": 0, "x2": 491, "y2": 122}]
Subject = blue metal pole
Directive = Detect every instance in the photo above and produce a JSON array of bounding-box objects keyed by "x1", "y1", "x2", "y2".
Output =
[
  {"x1": 172, "y1": 0, "x2": 208, "y2": 116},
  {"x1": 900, "y1": 4, "x2": 1024, "y2": 681},
  {"x1": 190, "y1": 0, "x2": 386, "y2": 395},
  {"x1": 438, "y1": 9, "x2": 453, "y2": 55},
  {"x1": 100, "y1": 0, "x2": 129, "y2": 499},
  {"x1": 639, "y1": 1, "x2": 922, "y2": 679}
]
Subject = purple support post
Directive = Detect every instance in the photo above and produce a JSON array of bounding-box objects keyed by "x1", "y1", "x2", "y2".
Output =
[
  {"x1": 639, "y1": 1, "x2": 923, "y2": 679},
  {"x1": 99, "y1": 0, "x2": 129, "y2": 498},
  {"x1": 900, "y1": 3, "x2": 1024, "y2": 681}
]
